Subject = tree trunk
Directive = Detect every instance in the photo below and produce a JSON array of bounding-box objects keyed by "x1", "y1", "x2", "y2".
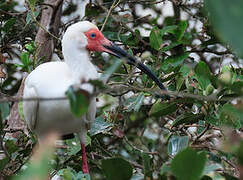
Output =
[{"x1": 7, "y1": 0, "x2": 63, "y2": 138}]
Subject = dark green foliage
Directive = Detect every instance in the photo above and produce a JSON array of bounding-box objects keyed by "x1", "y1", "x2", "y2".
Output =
[
  {"x1": 66, "y1": 86, "x2": 90, "y2": 118},
  {"x1": 101, "y1": 158, "x2": 133, "y2": 180},
  {"x1": 149, "y1": 100, "x2": 177, "y2": 117},
  {"x1": 0, "y1": 0, "x2": 242, "y2": 180},
  {"x1": 205, "y1": 0, "x2": 243, "y2": 57},
  {"x1": 171, "y1": 148, "x2": 207, "y2": 180}
]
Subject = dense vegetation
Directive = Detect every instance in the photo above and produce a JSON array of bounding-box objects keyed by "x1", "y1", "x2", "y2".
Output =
[{"x1": 0, "y1": 0, "x2": 242, "y2": 179}]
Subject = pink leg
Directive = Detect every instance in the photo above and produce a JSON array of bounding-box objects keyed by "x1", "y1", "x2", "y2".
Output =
[{"x1": 81, "y1": 143, "x2": 89, "y2": 174}]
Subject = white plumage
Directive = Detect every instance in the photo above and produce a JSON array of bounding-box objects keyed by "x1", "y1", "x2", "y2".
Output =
[{"x1": 23, "y1": 21, "x2": 99, "y2": 143}]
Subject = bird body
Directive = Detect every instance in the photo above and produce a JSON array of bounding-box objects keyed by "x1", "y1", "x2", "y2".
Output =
[
  {"x1": 23, "y1": 22, "x2": 99, "y2": 145},
  {"x1": 23, "y1": 21, "x2": 168, "y2": 174}
]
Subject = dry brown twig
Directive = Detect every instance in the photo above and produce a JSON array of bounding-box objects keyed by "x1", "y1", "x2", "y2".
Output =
[{"x1": 100, "y1": 0, "x2": 121, "y2": 32}]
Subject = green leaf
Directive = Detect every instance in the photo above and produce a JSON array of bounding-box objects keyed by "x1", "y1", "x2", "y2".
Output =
[
  {"x1": 0, "y1": 102, "x2": 10, "y2": 120},
  {"x1": 218, "y1": 66, "x2": 233, "y2": 85},
  {"x1": 149, "y1": 27, "x2": 163, "y2": 50},
  {"x1": 0, "y1": 157, "x2": 10, "y2": 171},
  {"x1": 64, "y1": 134, "x2": 91, "y2": 156},
  {"x1": 142, "y1": 153, "x2": 152, "y2": 179},
  {"x1": 2, "y1": 17, "x2": 16, "y2": 32},
  {"x1": 100, "y1": 58, "x2": 122, "y2": 83},
  {"x1": 62, "y1": 169, "x2": 73, "y2": 180},
  {"x1": 172, "y1": 113, "x2": 204, "y2": 127},
  {"x1": 168, "y1": 135, "x2": 189, "y2": 156},
  {"x1": 194, "y1": 61, "x2": 212, "y2": 90},
  {"x1": 171, "y1": 148, "x2": 207, "y2": 180},
  {"x1": 204, "y1": 0, "x2": 243, "y2": 57},
  {"x1": 205, "y1": 115, "x2": 220, "y2": 127},
  {"x1": 124, "y1": 93, "x2": 145, "y2": 112},
  {"x1": 219, "y1": 104, "x2": 242, "y2": 129},
  {"x1": 197, "y1": 120, "x2": 206, "y2": 134},
  {"x1": 150, "y1": 25, "x2": 178, "y2": 51},
  {"x1": 28, "y1": 0, "x2": 37, "y2": 9},
  {"x1": 57, "y1": 168, "x2": 76, "y2": 180},
  {"x1": 101, "y1": 158, "x2": 133, "y2": 180},
  {"x1": 161, "y1": 41, "x2": 182, "y2": 52},
  {"x1": 20, "y1": 52, "x2": 30, "y2": 66},
  {"x1": 90, "y1": 116, "x2": 113, "y2": 136},
  {"x1": 103, "y1": 31, "x2": 129, "y2": 42},
  {"x1": 0, "y1": 2, "x2": 17, "y2": 12},
  {"x1": 5, "y1": 139, "x2": 18, "y2": 154},
  {"x1": 26, "y1": 9, "x2": 40, "y2": 24},
  {"x1": 66, "y1": 86, "x2": 90, "y2": 118},
  {"x1": 231, "y1": 81, "x2": 243, "y2": 95},
  {"x1": 103, "y1": 31, "x2": 119, "y2": 41},
  {"x1": 161, "y1": 53, "x2": 189, "y2": 72},
  {"x1": 125, "y1": 31, "x2": 140, "y2": 46},
  {"x1": 205, "y1": 84, "x2": 215, "y2": 96},
  {"x1": 176, "y1": 75, "x2": 184, "y2": 91},
  {"x1": 175, "y1": 21, "x2": 188, "y2": 40},
  {"x1": 161, "y1": 25, "x2": 178, "y2": 35},
  {"x1": 179, "y1": 65, "x2": 190, "y2": 77},
  {"x1": 149, "y1": 100, "x2": 177, "y2": 117}
]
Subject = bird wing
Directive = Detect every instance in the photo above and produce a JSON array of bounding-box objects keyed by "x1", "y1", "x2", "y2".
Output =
[
  {"x1": 23, "y1": 84, "x2": 39, "y2": 130},
  {"x1": 22, "y1": 62, "x2": 73, "y2": 132}
]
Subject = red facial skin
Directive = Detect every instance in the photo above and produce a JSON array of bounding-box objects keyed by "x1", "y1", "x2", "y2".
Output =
[{"x1": 84, "y1": 28, "x2": 112, "y2": 53}]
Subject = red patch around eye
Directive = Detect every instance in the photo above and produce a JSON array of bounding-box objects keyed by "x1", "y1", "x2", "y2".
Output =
[
  {"x1": 85, "y1": 28, "x2": 106, "y2": 51},
  {"x1": 84, "y1": 28, "x2": 103, "y2": 40}
]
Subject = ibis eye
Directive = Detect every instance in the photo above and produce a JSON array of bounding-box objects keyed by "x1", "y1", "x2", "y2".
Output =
[{"x1": 90, "y1": 33, "x2": 96, "y2": 38}]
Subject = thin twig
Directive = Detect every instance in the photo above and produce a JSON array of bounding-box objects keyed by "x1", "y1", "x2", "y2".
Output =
[
  {"x1": 124, "y1": 136, "x2": 159, "y2": 155},
  {"x1": 193, "y1": 124, "x2": 210, "y2": 143},
  {"x1": 0, "y1": 96, "x2": 67, "y2": 103},
  {"x1": 189, "y1": 49, "x2": 232, "y2": 56},
  {"x1": 101, "y1": 0, "x2": 120, "y2": 32},
  {"x1": 28, "y1": 4, "x2": 61, "y2": 41}
]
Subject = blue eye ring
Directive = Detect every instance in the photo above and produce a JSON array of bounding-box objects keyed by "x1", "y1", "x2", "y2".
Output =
[{"x1": 90, "y1": 33, "x2": 96, "y2": 38}]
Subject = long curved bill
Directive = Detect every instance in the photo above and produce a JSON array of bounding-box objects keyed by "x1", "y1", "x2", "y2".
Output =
[{"x1": 103, "y1": 43, "x2": 169, "y2": 98}]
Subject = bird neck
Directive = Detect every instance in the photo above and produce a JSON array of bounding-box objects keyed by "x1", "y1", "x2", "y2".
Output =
[{"x1": 63, "y1": 48, "x2": 94, "y2": 81}]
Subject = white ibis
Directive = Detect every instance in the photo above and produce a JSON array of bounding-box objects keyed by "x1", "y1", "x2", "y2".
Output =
[{"x1": 23, "y1": 21, "x2": 167, "y2": 174}]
